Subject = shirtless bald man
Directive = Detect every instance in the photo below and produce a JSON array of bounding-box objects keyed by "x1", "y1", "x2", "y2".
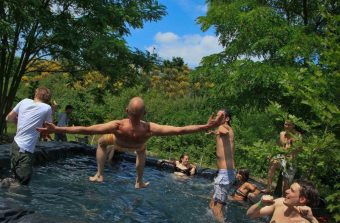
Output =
[{"x1": 38, "y1": 97, "x2": 224, "y2": 189}]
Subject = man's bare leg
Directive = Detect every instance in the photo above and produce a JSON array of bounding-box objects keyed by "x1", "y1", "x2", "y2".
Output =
[
  {"x1": 263, "y1": 159, "x2": 280, "y2": 193},
  {"x1": 107, "y1": 146, "x2": 115, "y2": 165},
  {"x1": 89, "y1": 137, "x2": 109, "y2": 182},
  {"x1": 135, "y1": 147, "x2": 149, "y2": 189},
  {"x1": 210, "y1": 199, "x2": 225, "y2": 223}
]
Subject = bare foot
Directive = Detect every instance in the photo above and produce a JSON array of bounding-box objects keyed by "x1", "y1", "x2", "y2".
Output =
[
  {"x1": 88, "y1": 174, "x2": 104, "y2": 182},
  {"x1": 0, "y1": 178, "x2": 20, "y2": 188},
  {"x1": 135, "y1": 181, "x2": 150, "y2": 189}
]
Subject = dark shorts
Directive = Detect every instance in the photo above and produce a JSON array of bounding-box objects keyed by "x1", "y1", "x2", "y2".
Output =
[
  {"x1": 10, "y1": 141, "x2": 33, "y2": 185},
  {"x1": 55, "y1": 133, "x2": 67, "y2": 141}
]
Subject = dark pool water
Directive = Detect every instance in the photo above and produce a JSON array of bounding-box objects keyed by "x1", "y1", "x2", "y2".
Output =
[{"x1": 0, "y1": 156, "x2": 268, "y2": 223}]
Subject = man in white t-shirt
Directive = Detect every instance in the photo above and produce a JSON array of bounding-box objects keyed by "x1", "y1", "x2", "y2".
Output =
[
  {"x1": 6, "y1": 87, "x2": 52, "y2": 185},
  {"x1": 55, "y1": 105, "x2": 73, "y2": 141}
]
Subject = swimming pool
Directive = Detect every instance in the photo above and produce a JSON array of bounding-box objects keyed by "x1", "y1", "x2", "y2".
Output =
[{"x1": 0, "y1": 155, "x2": 267, "y2": 223}]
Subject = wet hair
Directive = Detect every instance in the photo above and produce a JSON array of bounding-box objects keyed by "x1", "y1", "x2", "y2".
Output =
[
  {"x1": 294, "y1": 179, "x2": 319, "y2": 207},
  {"x1": 35, "y1": 87, "x2": 51, "y2": 103},
  {"x1": 220, "y1": 108, "x2": 232, "y2": 125},
  {"x1": 237, "y1": 168, "x2": 249, "y2": 182},
  {"x1": 65, "y1": 105, "x2": 73, "y2": 110},
  {"x1": 179, "y1": 153, "x2": 189, "y2": 163}
]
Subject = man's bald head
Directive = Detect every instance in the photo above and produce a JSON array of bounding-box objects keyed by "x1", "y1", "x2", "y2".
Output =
[{"x1": 126, "y1": 97, "x2": 146, "y2": 118}]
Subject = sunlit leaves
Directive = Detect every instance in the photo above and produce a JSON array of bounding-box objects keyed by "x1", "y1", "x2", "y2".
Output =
[{"x1": 197, "y1": 1, "x2": 339, "y2": 220}]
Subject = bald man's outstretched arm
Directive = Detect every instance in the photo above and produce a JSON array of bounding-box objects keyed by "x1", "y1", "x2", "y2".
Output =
[
  {"x1": 149, "y1": 112, "x2": 224, "y2": 136},
  {"x1": 37, "y1": 121, "x2": 120, "y2": 135}
]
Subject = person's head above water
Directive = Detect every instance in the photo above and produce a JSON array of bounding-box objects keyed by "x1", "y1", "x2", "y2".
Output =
[
  {"x1": 218, "y1": 108, "x2": 232, "y2": 125},
  {"x1": 126, "y1": 97, "x2": 146, "y2": 119},
  {"x1": 179, "y1": 153, "x2": 190, "y2": 166},
  {"x1": 284, "y1": 179, "x2": 319, "y2": 208},
  {"x1": 237, "y1": 168, "x2": 250, "y2": 182}
]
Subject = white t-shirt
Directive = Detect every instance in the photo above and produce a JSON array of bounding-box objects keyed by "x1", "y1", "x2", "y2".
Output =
[{"x1": 13, "y1": 99, "x2": 52, "y2": 153}]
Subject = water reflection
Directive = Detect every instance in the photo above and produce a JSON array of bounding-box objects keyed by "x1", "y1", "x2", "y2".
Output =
[{"x1": 0, "y1": 156, "x2": 266, "y2": 223}]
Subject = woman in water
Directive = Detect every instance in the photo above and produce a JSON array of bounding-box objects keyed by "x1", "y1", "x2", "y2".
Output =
[
  {"x1": 230, "y1": 168, "x2": 261, "y2": 202},
  {"x1": 174, "y1": 153, "x2": 196, "y2": 176}
]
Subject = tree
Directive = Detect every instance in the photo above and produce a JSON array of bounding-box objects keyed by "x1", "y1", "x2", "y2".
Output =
[
  {"x1": 0, "y1": 0, "x2": 166, "y2": 134},
  {"x1": 145, "y1": 57, "x2": 192, "y2": 98},
  {"x1": 196, "y1": 0, "x2": 338, "y2": 127},
  {"x1": 197, "y1": 0, "x2": 339, "y2": 219}
]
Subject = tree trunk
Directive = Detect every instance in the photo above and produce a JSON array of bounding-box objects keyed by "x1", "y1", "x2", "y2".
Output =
[
  {"x1": 0, "y1": 18, "x2": 38, "y2": 135},
  {"x1": 302, "y1": 0, "x2": 308, "y2": 25}
]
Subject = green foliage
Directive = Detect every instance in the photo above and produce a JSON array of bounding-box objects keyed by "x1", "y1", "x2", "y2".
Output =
[
  {"x1": 141, "y1": 91, "x2": 216, "y2": 166},
  {"x1": 198, "y1": 0, "x2": 339, "y2": 220},
  {"x1": 199, "y1": 0, "x2": 292, "y2": 61},
  {"x1": 142, "y1": 57, "x2": 192, "y2": 98},
  {"x1": 233, "y1": 107, "x2": 277, "y2": 145},
  {"x1": 326, "y1": 183, "x2": 340, "y2": 222},
  {"x1": 238, "y1": 141, "x2": 274, "y2": 177},
  {"x1": 0, "y1": 0, "x2": 166, "y2": 134},
  {"x1": 7, "y1": 0, "x2": 339, "y2": 220}
]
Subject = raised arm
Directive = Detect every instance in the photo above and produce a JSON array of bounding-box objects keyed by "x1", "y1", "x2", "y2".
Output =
[
  {"x1": 149, "y1": 112, "x2": 224, "y2": 136},
  {"x1": 296, "y1": 206, "x2": 319, "y2": 223},
  {"x1": 246, "y1": 182, "x2": 259, "y2": 193},
  {"x1": 247, "y1": 195, "x2": 276, "y2": 218},
  {"x1": 206, "y1": 130, "x2": 218, "y2": 135},
  {"x1": 37, "y1": 121, "x2": 120, "y2": 135},
  {"x1": 246, "y1": 182, "x2": 261, "y2": 199},
  {"x1": 279, "y1": 131, "x2": 287, "y2": 146},
  {"x1": 149, "y1": 123, "x2": 211, "y2": 136}
]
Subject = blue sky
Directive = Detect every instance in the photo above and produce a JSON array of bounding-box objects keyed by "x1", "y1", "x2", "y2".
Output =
[{"x1": 125, "y1": 0, "x2": 223, "y2": 68}]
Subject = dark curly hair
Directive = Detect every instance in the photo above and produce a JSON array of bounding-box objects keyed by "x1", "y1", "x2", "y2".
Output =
[
  {"x1": 237, "y1": 168, "x2": 249, "y2": 182},
  {"x1": 179, "y1": 153, "x2": 189, "y2": 163},
  {"x1": 220, "y1": 108, "x2": 232, "y2": 126},
  {"x1": 294, "y1": 179, "x2": 319, "y2": 207}
]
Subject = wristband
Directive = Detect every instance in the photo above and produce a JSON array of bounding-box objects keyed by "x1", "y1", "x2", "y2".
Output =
[{"x1": 257, "y1": 200, "x2": 264, "y2": 208}]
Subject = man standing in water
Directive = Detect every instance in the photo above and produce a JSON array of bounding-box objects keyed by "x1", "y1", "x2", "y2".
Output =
[
  {"x1": 263, "y1": 120, "x2": 302, "y2": 195},
  {"x1": 6, "y1": 87, "x2": 53, "y2": 185},
  {"x1": 208, "y1": 109, "x2": 235, "y2": 223},
  {"x1": 38, "y1": 97, "x2": 225, "y2": 189}
]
